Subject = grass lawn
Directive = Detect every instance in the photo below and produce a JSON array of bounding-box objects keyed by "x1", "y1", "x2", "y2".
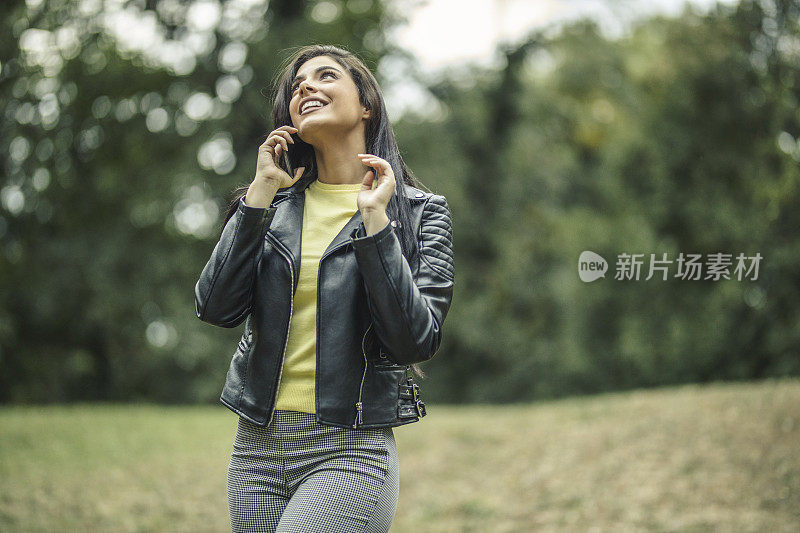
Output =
[{"x1": 1, "y1": 378, "x2": 798, "y2": 532}]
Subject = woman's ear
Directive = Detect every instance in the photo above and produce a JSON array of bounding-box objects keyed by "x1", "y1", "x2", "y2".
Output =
[{"x1": 362, "y1": 107, "x2": 371, "y2": 120}]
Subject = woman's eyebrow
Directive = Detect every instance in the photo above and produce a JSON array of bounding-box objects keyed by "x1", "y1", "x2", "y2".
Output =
[{"x1": 292, "y1": 65, "x2": 342, "y2": 85}]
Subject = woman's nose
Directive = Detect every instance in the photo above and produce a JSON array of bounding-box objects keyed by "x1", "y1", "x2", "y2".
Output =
[{"x1": 299, "y1": 79, "x2": 317, "y2": 95}]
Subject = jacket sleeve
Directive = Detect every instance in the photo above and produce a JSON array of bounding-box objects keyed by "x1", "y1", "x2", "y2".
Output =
[
  {"x1": 350, "y1": 194, "x2": 454, "y2": 365},
  {"x1": 194, "y1": 196, "x2": 277, "y2": 328}
]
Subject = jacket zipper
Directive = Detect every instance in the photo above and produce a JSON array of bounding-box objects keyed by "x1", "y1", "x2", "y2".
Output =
[
  {"x1": 266, "y1": 232, "x2": 294, "y2": 428},
  {"x1": 353, "y1": 322, "x2": 372, "y2": 428},
  {"x1": 317, "y1": 236, "x2": 367, "y2": 428}
]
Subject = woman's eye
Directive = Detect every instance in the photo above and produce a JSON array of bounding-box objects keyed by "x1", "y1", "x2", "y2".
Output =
[{"x1": 291, "y1": 71, "x2": 336, "y2": 92}]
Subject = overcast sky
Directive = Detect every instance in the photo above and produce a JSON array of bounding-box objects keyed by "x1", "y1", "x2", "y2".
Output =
[
  {"x1": 13, "y1": 0, "x2": 745, "y2": 124},
  {"x1": 391, "y1": 0, "x2": 740, "y2": 75}
]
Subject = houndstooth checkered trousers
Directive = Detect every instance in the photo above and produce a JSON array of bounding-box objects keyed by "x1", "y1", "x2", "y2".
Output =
[{"x1": 227, "y1": 409, "x2": 399, "y2": 532}]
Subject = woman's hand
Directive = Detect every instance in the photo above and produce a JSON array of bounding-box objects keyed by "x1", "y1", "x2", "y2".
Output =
[
  {"x1": 256, "y1": 125, "x2": 306, "y2": 188},
  {"x1": 246, "y1": 126, "x2": 306, "y2": 208},
  {"x1": 356, "y1": 153, "x2": 394, "y2": 235}
]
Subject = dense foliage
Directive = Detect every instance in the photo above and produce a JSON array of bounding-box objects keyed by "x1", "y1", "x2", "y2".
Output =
[{"x1": 1, "y1": 0, "x2": 798, "y2": 404}]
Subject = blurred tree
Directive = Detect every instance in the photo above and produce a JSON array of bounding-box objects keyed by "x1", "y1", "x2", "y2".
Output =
[
  {"x1": 397, "y1": 0, "x2": 800, "y2": 402},
  {"x1": 0, "y1": 0, "x2": 397, "y2": 402},
  {"x1": 1, "y1": 0, "x2": 798, "y2": 404}
]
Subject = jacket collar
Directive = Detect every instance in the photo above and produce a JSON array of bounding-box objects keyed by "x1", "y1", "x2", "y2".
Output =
[
  {"x1": 267, "y1": 174, "x2": 363, "y2": 266},
  {"x1": 267, "y1": 175, "x2": 427, "y2": 264}
]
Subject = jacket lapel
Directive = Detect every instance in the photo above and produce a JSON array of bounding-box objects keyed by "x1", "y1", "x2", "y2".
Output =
[
  {"x1": 267, "y1": 175, "x2": 410, "y2": 267},
  {"x1": 324, "y1": 210, "x2": 363, "y2": 256},
  {"x1": 266, "y1": 190, "x2": 304, "y2": 278}
]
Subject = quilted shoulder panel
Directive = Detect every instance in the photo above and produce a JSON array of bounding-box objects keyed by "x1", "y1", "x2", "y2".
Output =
[{"x1": 419, "y1": 194, "x2": 454, "y2": 282}]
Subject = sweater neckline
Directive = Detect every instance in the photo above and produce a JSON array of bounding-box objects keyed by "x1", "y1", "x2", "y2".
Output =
[{"x1": 309, "y1": 179, "x2": 363, "y2": 193}]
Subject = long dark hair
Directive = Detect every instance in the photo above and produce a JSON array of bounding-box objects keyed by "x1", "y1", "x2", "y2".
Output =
[{"x1": 220, "y1": 44, "x2": 430, "y2": 378}]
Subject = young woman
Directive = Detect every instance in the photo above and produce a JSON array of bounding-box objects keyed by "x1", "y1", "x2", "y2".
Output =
[{"x1": 194, "y1": 44, "x2": 454, "y2": 532}]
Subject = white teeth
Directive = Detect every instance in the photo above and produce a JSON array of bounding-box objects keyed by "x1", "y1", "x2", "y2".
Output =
[{"x1": 301, "y1": 100, "x2": 325, "y2": 114}]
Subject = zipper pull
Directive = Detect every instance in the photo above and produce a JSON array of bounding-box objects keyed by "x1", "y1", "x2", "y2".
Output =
[{"x1": 354, "y1": 402, "x2": 363, "y2": 428}]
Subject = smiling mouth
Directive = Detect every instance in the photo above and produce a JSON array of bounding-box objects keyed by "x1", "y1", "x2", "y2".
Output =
[{"x1": 301, "y1": 103, "x2": 328, "y2": 115}]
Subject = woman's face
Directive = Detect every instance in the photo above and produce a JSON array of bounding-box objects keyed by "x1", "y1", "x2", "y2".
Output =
[{"x1": 288, "y1": 55, "x2": 369, "y2": 143}]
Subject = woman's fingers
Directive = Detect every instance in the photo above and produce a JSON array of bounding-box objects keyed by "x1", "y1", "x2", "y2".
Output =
[
  {"x1": 357, "y1": 154, "x2": 395, "y2": 183},
  {"x1": 258, "y1": 141, "x2": 279, "y2": 170},
  {"x1": 272, "y1": 135, "x2": 289, "y2": 154},
  {"x1": 254, "y1": 126, "x2": 300, "y2": 187},
  {"x1": 356, "y1": 154, "x2": 385, "y2": 169},
  {"x1": 267, "y1": 126, "x2": 298, "y2": 153},
  {"x1": 357, "y1": 153, "x2": 390, "y2": 169},
  {"x1": 272, "y1": 128, "x2": 295, "y2": 146},
  {"x1": 355, "y1": 154, "x2": 395, "y2": 213}
]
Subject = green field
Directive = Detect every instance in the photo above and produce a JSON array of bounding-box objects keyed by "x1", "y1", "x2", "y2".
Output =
[{"x1": 1, "y1": 379, "x2": 798, "y2": 532}]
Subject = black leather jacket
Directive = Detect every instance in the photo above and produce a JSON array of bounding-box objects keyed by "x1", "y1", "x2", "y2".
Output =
[{"x1": 194, "y1": 175, "x2": 454, "y2": 429}]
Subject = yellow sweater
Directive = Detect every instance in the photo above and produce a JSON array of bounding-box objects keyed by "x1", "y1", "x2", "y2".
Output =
[{"x1": 274, "y1": 179, "x2": 362, "y2": 413}]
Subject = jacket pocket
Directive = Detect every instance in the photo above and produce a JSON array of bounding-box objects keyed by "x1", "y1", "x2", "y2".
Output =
[
  {"x1": 363, "y1": 322, "x2": 401, "y2": 365},
  {"x1": 374, "y1": 361, "x2": 405, "y2": 372}
]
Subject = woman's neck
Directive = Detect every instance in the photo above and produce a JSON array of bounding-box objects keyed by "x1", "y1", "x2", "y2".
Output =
[{"x1": 313, "y1": 129, "x2": 368, "y2": 185}]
